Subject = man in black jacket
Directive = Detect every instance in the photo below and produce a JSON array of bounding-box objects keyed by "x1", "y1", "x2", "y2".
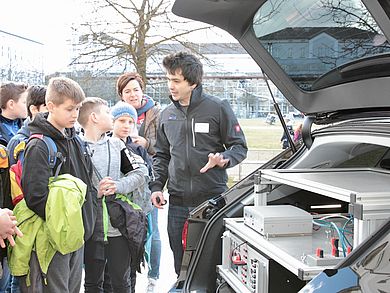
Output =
[{"x1": 150, "y1": 51, "x2": 247, "y2": 276}]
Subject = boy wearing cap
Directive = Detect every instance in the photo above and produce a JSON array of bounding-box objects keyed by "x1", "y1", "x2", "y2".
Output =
[
  {"x1": 110, "y1": 101, "x2": 154, "y2": 292},
  {"x1": 78, "y1": 97, "x2": 149, "y2": 293},
  {"x1": 111, "y1": 102, "x2": 153, "y2": 212}
]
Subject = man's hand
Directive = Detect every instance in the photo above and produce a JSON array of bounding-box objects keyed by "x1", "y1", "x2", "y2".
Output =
[
  {"x1": 200, "y1": 153, "x2": 229, "y2": 173},
  {"x1": 0, "y1": 208, "x2": 17, "y2": 237},
  {"x1": 151, "y1": 191, "x2": 166, "y2": 209},
  {"x1": 2, "y1": 229, "x2": 23, "y2": 248},
  {"x1": 0, "y1": 209, "x2": 23, "y2": 248}
]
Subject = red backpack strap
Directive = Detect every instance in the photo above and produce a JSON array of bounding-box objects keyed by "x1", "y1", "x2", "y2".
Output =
[{"x1": 30, "y1": 134, "x2": 44, "y2": 140}]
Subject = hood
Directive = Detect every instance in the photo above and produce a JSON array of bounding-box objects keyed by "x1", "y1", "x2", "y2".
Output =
[
  {"x1": 79, "y1": 132, "x2": 110, "y2": 146},
  {"x1": 172, "y1": 0, "x2": 390, "y2": 118},
  {"x1": 29, "y1": 112, "x2": 76, "y2": 141},
  {"x1": 16, "y1": 118, "x2": 31, "y2": 138}
]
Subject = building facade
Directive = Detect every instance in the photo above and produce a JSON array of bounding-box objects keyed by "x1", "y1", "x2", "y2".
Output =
[
  {"x1": 0, "y1": 30, "x2": 44, "y2": 84},
  {"x1": 67, "y1": 28, "x2": 375, "y2": 117}
]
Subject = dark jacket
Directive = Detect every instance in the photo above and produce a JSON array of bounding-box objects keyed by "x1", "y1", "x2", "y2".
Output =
[
  {"x1": 0, "y1": 115, "x2": 24, "y2": 146},
  {"x1": 150, "y1": 85, "x2": 247, "y2": 207},
  {"x1": 21, "y1": 112, "x2": 97, "y2": 241},
  {"x1": 105, "y1": 194, "x2": 147, "y2": 272},
  {"x1": 7, "y1": 118, "x2": 31, "y2": 166},
  {"x1": 124, "y1": 136, "x2": 153, "y2": 178}
]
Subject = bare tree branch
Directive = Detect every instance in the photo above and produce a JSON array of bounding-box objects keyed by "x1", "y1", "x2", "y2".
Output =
[{"x1": 70, "y1": 0, "x2": 220, "y2": 84}]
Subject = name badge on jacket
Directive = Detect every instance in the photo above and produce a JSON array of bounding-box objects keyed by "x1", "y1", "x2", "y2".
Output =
[{"x1": 194, "y1": 123, "x2": 209, "y2": 133}]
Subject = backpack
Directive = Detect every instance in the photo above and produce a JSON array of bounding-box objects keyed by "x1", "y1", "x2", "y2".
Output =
[
  {"x1": 105, "y1": 193, "x2": 147, "y2": 273},
  {"x1": 9, "y1": 134, "x2": 61, "y2": 206},
  {"x1": 0, "y1": 145, "x2": 11, "y2": 263},
  {"x1": 9, "y1": 134, "x2": 87, "y2": 206},
  {"x1": 9, "y1": 134, "x2": 87, "y2": 258},
  {"x1": 0, "y1": 145, "x2": 11, "y2": 209}
]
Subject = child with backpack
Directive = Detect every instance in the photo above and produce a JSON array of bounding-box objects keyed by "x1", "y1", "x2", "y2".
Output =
[
  {"x1": 109, "y1": 101, "x2": 154, "y2": 293},
  {"x1": 78, "y1": 97, "x2": 149, "y2": 293},
  {"x1": 111, "y1": 101, "x2": 153, "y2": 213},
  {"x1": 8, "y1": 85, "x2": 47, "y2": 206},
  {"x1": 0, "y1": 81, "x2": 28, "y2": 292},
  {"x1": 19, "y1": 77, "x2": 97, "y2": 292},
  {"x1": 6, "y1": 84, "x2": 47, "y2": 293}
]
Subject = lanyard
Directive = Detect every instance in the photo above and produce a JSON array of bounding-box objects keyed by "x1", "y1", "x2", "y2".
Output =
[{"x1": 91, "y1": 141, "x2": 111, "y2": 181}]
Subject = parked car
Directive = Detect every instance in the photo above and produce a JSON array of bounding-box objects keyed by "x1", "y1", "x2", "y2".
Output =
[{"x1": 170, "y1": 0, "x2": 390, "y2": 292}]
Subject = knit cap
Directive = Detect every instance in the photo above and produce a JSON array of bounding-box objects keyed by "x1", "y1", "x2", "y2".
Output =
[{"x1": 110, "y1": 101, "x2": 138, "y2": 122}]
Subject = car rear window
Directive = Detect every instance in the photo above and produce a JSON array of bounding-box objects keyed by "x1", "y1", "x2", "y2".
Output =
[{"x1": 252, "y1": 0, "x2": 390, "y2": 91}]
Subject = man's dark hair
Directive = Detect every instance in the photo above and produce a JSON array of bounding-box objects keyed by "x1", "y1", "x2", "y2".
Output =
[
  {"x1": 27, "y1": 85, "x2": 47, "y2": 118},
  {"x1": 163, "y1": 51, "x2": 203, "y2": 85}
]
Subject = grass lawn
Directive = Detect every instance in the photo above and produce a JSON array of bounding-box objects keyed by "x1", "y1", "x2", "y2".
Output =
[
  {"x1": 227, "y1": 118, "x2": 303, "y2": 185},
  {"x1": 238, "y1": 118, "x2": 285, "y2": 149}
]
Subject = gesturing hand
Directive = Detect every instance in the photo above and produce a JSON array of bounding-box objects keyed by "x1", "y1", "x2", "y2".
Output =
[{"x1": 199, "y1": 153, "x2": 229, "y2": 173}]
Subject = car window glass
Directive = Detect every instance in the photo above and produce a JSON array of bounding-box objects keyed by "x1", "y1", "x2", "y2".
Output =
[
  {"x1": 335, "y1": 144, "x2": 389, "y2": 169},
  {"x1": 295, "y1": 143, "x2": 389, "y2": 170},
  {"x1": 252, "y1": 0, "x2": 390, "y2": 91}
]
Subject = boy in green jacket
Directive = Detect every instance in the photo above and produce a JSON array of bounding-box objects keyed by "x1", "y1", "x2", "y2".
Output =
[{"x1": 21, "y1": 77, "x2": 96, "y2": 292}]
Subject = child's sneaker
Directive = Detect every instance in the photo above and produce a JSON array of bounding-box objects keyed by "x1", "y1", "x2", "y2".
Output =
[{"x1": 146, "y1": 277, "x2": 157, "y2": 293}]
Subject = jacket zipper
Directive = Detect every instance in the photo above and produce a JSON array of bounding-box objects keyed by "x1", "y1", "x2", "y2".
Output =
[
  {"x1": 191, "y1": 118, "x2": 195, "y2": 147},
  {"x1": 189, "y1": 117, "x2": 195, "y2": 195},
  {"x1": 184, "y1": 112, "x2": 193, "y2": 196}
]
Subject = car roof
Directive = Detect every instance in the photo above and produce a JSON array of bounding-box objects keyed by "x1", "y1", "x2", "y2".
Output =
[{"x1": 172, "y1": 0, "x2": 390, "y2": 117}]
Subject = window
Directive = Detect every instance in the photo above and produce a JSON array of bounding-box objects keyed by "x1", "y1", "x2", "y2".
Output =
[{"x1": 287, "y1": 48, "x2": 292, "y2": 58}]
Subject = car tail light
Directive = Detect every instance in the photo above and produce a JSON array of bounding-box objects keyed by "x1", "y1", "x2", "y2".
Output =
[{"x1": 182, "y1": 219, "x2": 189, "y2": 250}]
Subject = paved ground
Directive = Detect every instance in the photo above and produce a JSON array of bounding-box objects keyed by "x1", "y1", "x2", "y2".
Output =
[{"x1": 134, "y1": 203, "x2": 177, "y2": 293}]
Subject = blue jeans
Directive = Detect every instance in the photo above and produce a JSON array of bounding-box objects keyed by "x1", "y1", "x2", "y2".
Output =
[
  {"x1": 167, "y1": 205, "x2": 193, "y2": 276},
  {"x1": 10, "y1": 277, "x2": 20, "y2": 293},
  {"x1": 0, "y1": 258, "x2": 10, "y2": 293},
  {"x1": 148, "y1": 207, "x2": 161, "y2": 279}
]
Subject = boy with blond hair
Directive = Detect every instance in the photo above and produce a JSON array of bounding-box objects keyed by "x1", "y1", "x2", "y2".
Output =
[
  {"x1": 21, "y1": 77, "x2": 97, "y2": 292},
  {"x1": 78, "y1": 97, "x2": 149, "y2": 293}
]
